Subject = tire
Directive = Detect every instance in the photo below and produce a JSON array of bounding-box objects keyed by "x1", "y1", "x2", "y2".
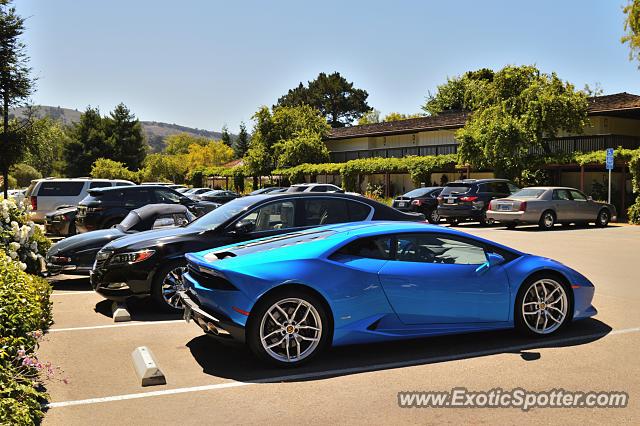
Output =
[
  {"x1": 595, "y1": 209, "x2": 610, "y2": 227},
  {"x1": 505, "y1": 223, "x2": 517, "y2": 230},
  {"x1": 246, "y1": 289, "x2": 331, "y2": 367},
  {"x1": 446, "y1": 218, "x2": 459, "y2": 226},
  {"x1": 514, "y1": 275, "x2": 572, "y2": 336},
  {"x1": 538, "y1": 210, "x2": 556, "y2": 230},
  {"x1": 150, "y1": 260, "x2": 187, "y2": 313},
  {"x1": 426, "y1": 208, "x2": 440, "y2": 224}
]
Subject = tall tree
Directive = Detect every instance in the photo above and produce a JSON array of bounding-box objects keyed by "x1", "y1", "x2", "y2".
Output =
[
  {"x1": 276, "y1": 72, "x2": 371, "y2": 128},
  {"x1": 233, "y1": 121, "x2": 250, "y2": 158},
  {"x1": 383, "y1": 112, "x2": 424, "y2": 122},
  {"x1": 64, "y1": 107, "x2": 111, "y2": 177},
  {"x1": 220, "y1": 124, "x2": 232, "y2": 147},
  {"x1": 622, "y1": 0, "x2": 640, "y2": 66},
  {"x1": 449, "y1": 65, "x2": 588, "y2": 180},
  {"x1": 107, "y1": 103, "x2": 146, "y2": 170},
  {"x1": 422, "y1": 68, "x2": 494, "y2": 115},
  {"x1": 164, "y1": 132, "x2": 208, "y2": 155},
  {"x1": 358, "y1": 109, "x2": 381, "y2": 125},
  {"x1": 0, "y1": 0, "x2": 35, "y2": 197}
]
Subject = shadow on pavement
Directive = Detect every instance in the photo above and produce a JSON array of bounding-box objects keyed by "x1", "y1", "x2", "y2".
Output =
[
  {"x1": 186, "y1": 318, "x2": 611, "y2": 383},
  {"x1": 48, "y1": 275, "x2": 93, "y2": 291},
  {"x1": 93, "y1": 298, "x2": 182, "y2": 322}
]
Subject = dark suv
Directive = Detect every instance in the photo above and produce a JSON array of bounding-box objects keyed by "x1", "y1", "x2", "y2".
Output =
[
  {"x1": 392, "y1": 187, "x2": 443, "y2": 224},
  {"x1": 436, "y1": 179, "x2": 519, "y2": 225},
  {"x1": 90, "y1": 192, "x2": 424, "y2": 312},
  {"x1": 76, "y1": 185, "x2": 200, "y2": 233}
]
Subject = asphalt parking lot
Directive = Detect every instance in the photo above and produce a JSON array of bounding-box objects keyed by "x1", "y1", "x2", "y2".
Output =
[{"x1": 40, "y1": 224, "x2": 640, "y2": 425}]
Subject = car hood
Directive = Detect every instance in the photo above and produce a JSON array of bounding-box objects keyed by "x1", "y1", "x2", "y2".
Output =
[
  {"x1": 48, "y1": 229, "x2": 125, "y2": 255},
  {"x1": 103, "y1": 225, "x2": 200, "y2": 251}
]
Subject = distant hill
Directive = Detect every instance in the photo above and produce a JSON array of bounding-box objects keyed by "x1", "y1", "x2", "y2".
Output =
[{"x1": 9, "y1": 105, "x2": 226, "y2": 153}]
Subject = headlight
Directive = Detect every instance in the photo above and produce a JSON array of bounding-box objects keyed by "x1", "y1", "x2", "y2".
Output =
[
  {"x1": 96, "y1": 250, "x2": 112, "y2": 261},
  {"x1": 110, "y1": 250, "x2": 155, "y2": 265}
]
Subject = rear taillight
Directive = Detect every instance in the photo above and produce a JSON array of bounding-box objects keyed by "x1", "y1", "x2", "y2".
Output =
[
  {"x1": 459, "y1": 196, "x2": 478, "y2": 202},
  {"x1": 411, "y1": 200, "x2": 423, "y2": 206},
  {"x1": 30, "y1": 196, "x2": 37, "y2": 210},
  {"x1": 488, "y1": 200, "x2": 495, "y2": 211},
  {"x1": 519, "y1": 201, "x2": 527, "y2": 211},
  {"x1": 437, "y1": 196, "x2": 443, "y2": 205}
]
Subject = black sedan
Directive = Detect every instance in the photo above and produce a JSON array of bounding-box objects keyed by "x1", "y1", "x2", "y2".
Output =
[
  {"x1": 90, "y1": 193, "x2": 424, "y2": 312},
  {"x1": 45, "y1": 206, "x2": 78, "y2": 237},
  {"x1": 46, "y1": 204, "x2": 195, "y2": 276},
  {"x1": 198, "y1": 190, "x2": 241, "y2": 204},
  {"x1": 392, "y1": 187, "x2": 442, "y2": 224}
]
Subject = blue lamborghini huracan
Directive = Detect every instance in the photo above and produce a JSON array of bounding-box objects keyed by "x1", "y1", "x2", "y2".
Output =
[{"x1": 179, "y1": 222, "x2": 596, "y2": 366}]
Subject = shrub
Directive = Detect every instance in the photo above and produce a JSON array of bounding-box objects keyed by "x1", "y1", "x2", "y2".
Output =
[
  {"x1": 628, "y1": 198, "x2": 640, "y2": 224},
  {"x1": 0, "y1": 252, "x2": 52, "y2": 425},
  {"x1": 10, "y1": 164, "x2": 42, "y2": 188},
  {"x1": 0, "y1": 199, "x2": 50, "y2": 274}
]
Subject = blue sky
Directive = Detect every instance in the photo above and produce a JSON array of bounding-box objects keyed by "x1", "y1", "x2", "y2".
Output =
[{"x1": 16, "y1": 0, "x2": 639, "y2": 133}]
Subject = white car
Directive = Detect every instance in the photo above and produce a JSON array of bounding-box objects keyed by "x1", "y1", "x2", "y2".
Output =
[
  {"x1": 26, "y1": 178, "x2": 135, "y2": 223},
  {"x1": 286, "y1": 183, "x2": 345, "y2": 193}
]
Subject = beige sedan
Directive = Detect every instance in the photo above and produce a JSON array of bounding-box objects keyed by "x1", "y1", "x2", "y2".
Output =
[{"x1": 486, "y1": 186, "x2": 617, "y2": 230}]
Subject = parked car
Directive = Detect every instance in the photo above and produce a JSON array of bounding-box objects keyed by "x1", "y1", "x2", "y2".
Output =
[
  {"x1": 46, "y1": 204, "x2": 195, "y2": 276},
  {"x1": 286, "y1": 183, "x2": 345, "y2": 193},
  {"x1": 249, "y1": 187, "x2": 287, "y2": 195},
  {"x1": 90, "y1": 193, "x2": 424, "y2": 312},
  {"x1": 437, "y1": 179, "x2": 520, "y2": 225},
  {"x1": 6, "y1": 189, "x2": 27, "y2": 203},
  {"x1": 179, "y1": 220, "x2": 596, "y2": 366},
  {"x1": 198, "y1": 190, "x2": 241, "y2": 204},
  {"x1": 45, "y1": 206, "x2": 78, "y2": 237},
  {"x1": 184, "y1": 187, "x2": 213, "y2": 199},
  {"x1": 486, "y1": 187, "x2": 617, "y2": 230},
  {"x1": 176, "y1": 187, "x2": 191, "y2": 193},
  {"x1": 76, "y1": 185, "x2": 202, "y2": 233},
  {"x1": 25, "y1": 178, "x2": 135, "y2": 223},
  {"x1": 392, "y1": 187, "x2": 443, "y2": 224}
]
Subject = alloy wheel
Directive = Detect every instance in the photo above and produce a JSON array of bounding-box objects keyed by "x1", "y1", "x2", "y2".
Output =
[
  {"x1": 429, "y1": 209, "x2": 440, "y2": 224},
  {"x1": 161, "y1": 266, "x2": 186, "y2": 308},
  {"x1": 259, "y1": 298, "x2": 322, "y2": 363},
  {"x1": 597, "y1": 210, "x2": 609, "y2": 226},
  {"x1": 521, "y1": 279, "x2": 568, "y2": 334}
]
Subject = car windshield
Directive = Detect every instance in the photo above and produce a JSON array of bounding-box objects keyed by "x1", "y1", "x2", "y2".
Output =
[
  {"x1": 512, "y1": 188, "x2": 546, "y2": 198},
  {"x1": 202, "y1": 190, "x2": 223, "y2": 196},
  {"x1": 286, "y1": 186, "x2": 307, "y2": 192},
  {"x1": 403, "y1": 188, "x2": 432, "y2": 198},
  {"x1": 188, "y1": 197, "x2": 257, "y2": 231},
  {"x1": 441, "y1": 184, "x2": 472, "y2": 195}
]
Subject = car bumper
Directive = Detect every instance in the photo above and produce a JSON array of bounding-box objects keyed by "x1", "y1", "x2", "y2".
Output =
[
  {"x1": 486, "y1": 210, "x2": 540, "y2": 224},
  {"x1": 46, "y1": 262, "x2": 92, "y2": 276},
  {"x1": 91, "y1": 266, "x2": 153, "y2": 301},
  {"x1": 45, "y1": 220, "x2": 69, "y2": 236},
  {"x1": 437, "y1": 205, "x2": 483, "y2": 219},
  {"x1": 179, "y1": 289, "x2": 245, "y2": 343}
]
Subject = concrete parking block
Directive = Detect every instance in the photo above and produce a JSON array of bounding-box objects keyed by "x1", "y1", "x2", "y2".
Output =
[
  {"x1": 112, "y1": 302, "x2": 131, "y2": 322},
  {"x1": 131, "y1": 346, "x2": 166, "y2": 387}
]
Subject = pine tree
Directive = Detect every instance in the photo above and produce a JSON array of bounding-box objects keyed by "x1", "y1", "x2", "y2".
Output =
[
  {"x1": 107, "y1": 103, "x2": 146, "y2": 170},
  {"x1": 64, "y1": 107, "x2": 111, "y2": 177},
  {"x1": 0, "y1": 0, "x2": 35, "y2": 197},
  {"x1": 221, "y1": 124, "x2": 232, "y2": 147},
  {"x1": 234, "y1": 121, "x2": 250, "y2": 158}
]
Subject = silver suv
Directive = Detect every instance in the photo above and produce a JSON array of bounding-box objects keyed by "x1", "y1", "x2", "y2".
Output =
[{"x1": 26, "y1": 178, "x2": 135, "y2": 223}]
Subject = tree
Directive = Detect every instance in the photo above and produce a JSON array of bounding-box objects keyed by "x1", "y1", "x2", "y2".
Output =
[
  {"x1": 276, "y1": 72, "x2": 371, "y2": 127},
  {"x1": 274, "y1": 130, "x2": 329, "y2": 168},
  {"x1": 106, "y1": 103, "x2": 146, "y2": 170},
  {"x1": 164, "y1": 132, "x2": 208, "y2": 155},
  {"x1": 0, "y1": 0, "x2": 36, "y2": 198},
  {"x1": 422, "y1": 68, "x2": 494, "y2": 115},
  {"x1": 244, "y1": 105, "x2": 330, "y2": 176},
  {"x1": 233, "y1": 121, "x2": 250, "y2": 158},
  {"x1": 10, "y1": 163, "x2": 41, "y2": 187},
  {"x1": 451, "y1": 65, "x2": 589, "y2": 179},
  {"x1": 622, "y1": 0, "x2": 640, "y2": 65},
  {"x1": 23, "y1": 117, "x2": 70, "y2": 177},
  {"x1": 220, "y1": 124, "x2": 232, "y2": 147},
  {"x1": 358, "y1": 109, "x2": 381, "y2": 125},
  {"x1": 184, "y1": 140, "x2": 234, "y2": 168},
  {"x1": 64, "y1": 107, "x2": 111, "y2": 177},
  {"x1": 140, "y1": 153, "x2": 187, "y2": 183},
  {"x1": 90, "y1": 158, "x2": 137, "y2": 182},
  {"x1": 383, "y1": 112, "x2": 424, "y2": 122}
]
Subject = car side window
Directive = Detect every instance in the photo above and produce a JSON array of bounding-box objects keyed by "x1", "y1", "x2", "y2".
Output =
[
  {"x1": 553, "y1": 189, "x2": 571, "y2": 201},
  {"x1": 301, "y1": 198, "x2": 349, "y2": 226},
  {"x1": 569, "y1": 190, "x2": 586, "y2": 201},
  {"x1": 334, "y1": 236, "x2": 393, "y2": 260},
  {"x1": 240, "y1": 201, "x2": 296, "y2": 232},
  {"x1": 152, "y1": 215, "x2": 177, "y2": 229},
  {"x1": 124, "y1": 189, "x2": 152, "y2": 207},
  {"x1": 507, "y1": 183, "x2": 520, "y2": 194},
  {"x1": 313, "y1": 186, "x2": 327, "y2": 192},
  {"x1": 347, "y1": 200, "x2": 372, "y2": 221},
  {"x1": 90, "y1": 181, "x2": 111, "y2": 189},
  {"x1": 395, "y1": 234, "x2": 487, "y2": 265},
  {"x1": 155, "y1": 189, "x2": 181, "y2": 204}
]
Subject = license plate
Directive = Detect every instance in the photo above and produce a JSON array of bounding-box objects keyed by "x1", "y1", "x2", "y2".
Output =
[
  {"x1": 499, "y1": 204, "x2": 511, "y2": 211},
  {"x1": 399, "y1": 202, "x2": 407, "y2": 207},
  {"x1": 183, "y1": 304, "x2": 192, "y2": 323},
  {"x1": 447, "y1": 199, "x2": 455, "y2": 204}
]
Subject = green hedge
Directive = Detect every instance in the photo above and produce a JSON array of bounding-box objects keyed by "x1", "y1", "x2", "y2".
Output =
[{"x1": 0, "y1": 252, "x2": 53, "y2": 425}]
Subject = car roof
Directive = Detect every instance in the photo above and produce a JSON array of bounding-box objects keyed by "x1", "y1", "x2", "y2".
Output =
[
  {"x1": 449, "y1": 178, "x2": 510, "y2": 184},
  {"x1": 89, "y1": 184, "x2": 168, "y2": 193},
  {"x1": 521, "y1": 186, "x2": 578, "y2": 191}
]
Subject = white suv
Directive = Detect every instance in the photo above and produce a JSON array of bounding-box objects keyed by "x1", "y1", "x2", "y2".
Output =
[
  {"x1": 286, "y1": 183, "x2": 345, "y2": 193},
  {"x1": 26, "y1": 178, "x2": 135, "y2": 223}
]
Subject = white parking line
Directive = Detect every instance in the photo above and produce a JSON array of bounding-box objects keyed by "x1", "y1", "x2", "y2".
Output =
[
  {"x1": 51, "y1": 291, "x2": 94, "y2": 296},
  {"x1": 46, "y1": 325, "x2": 640, "y2": 409},
  {"x1": 48, "y1": 320, "x2": 186, "y2": 333}
]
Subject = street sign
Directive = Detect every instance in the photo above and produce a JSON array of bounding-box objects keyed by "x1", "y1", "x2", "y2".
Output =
[
  {"x1": 606, "y1": 148, "x2": 614, "y2": 170},
  {"x1": 606, "y1": 148, "x2": 614, "y2": 204}
]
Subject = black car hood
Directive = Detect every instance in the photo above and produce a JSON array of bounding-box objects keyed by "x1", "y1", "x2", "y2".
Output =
[
  {"x1": 48, "y1": 229, "x2": 126, "y2": 255},
  {"x1": 103, "y1": 226, "x2": 201, "y2": 251}
]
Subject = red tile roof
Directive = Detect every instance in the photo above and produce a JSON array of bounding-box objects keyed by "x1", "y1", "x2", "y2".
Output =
[{"x1": 327, "y1": 92, "x2": 640, "y2": 140}]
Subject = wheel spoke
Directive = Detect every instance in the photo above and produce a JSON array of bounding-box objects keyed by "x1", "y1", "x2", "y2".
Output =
[
  {"x1": 268, "y1": 311, "x2": 282, "y2": 327},
  {"x1": 297, "y1": 335, "x2": 319, "y2": 342},
  {"x1": 285, "y1": 335, "x2": 290, "y2": 361},
  {"x1": 299, "y1": 305, "x2": 311, "y2": 324},
  {"x1": 290, "y1": 301, "x2": 303, "y2": 322},
  {"x1": 297, "y1": 325, "x2": 320, "y2": 331},
  {"x1": 275, "y1": 304, "x2": 290, "y2": 321},
  {"x1": 544, "y1": 287, "x2": 560, "y2": 302},
  {"x1": 267, "y1": 336, "x2": 286, "y2": 349},
  {"x1": 261, "y1": 329, "x2": 280, "y2": 342},
  {"x1": 524, "y1": 309, "x2": 540, "y2": 315}
]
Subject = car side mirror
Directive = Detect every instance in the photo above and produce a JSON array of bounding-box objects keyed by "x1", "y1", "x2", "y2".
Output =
[
  {"x1": 475, "y1": 253, "x2": 505, "y2": 273},
  {"x1": 233, "y1": 220, "x2": 255, "y2": 235}
]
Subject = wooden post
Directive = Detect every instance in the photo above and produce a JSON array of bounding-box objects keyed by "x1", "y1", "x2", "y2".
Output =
[
  {"x1": 621, "y1": 162, "x2": 626, "y2": 220},
  {"x1": 385, "y1": 173, "x2": 390, "y2": 198},
  {"x1": 580, "y1": 165, "x2": 585, "y2": 192},
  {"x1": 466, "y1": 165, "x2": 470, "y2": 180},
  {"x1": 225, "y1": 177, "x2": 229, "y2": 190}
]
